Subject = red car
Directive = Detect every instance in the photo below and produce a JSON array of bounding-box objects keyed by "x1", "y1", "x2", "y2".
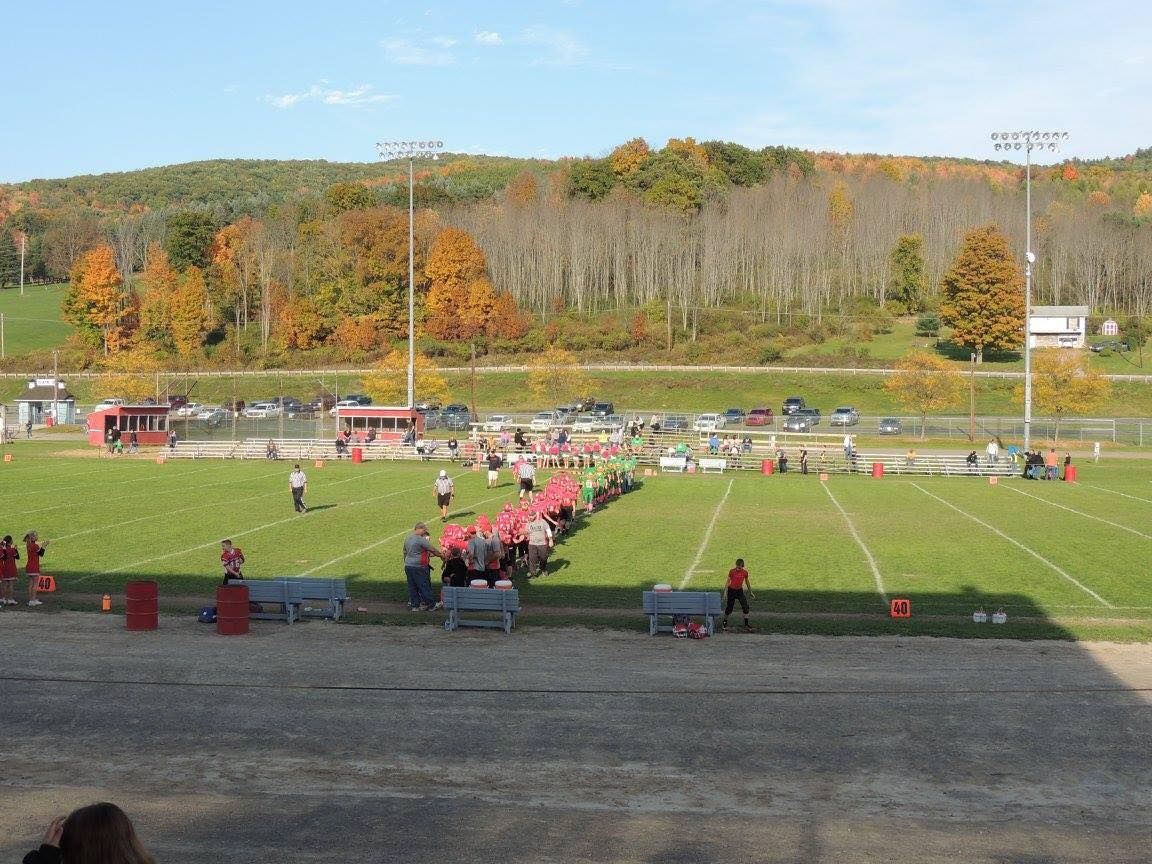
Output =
[{"x1": 745, "y1": 407, "x2": 774, "y2": 426}]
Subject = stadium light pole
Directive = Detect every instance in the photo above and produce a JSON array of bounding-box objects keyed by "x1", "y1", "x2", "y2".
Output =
[
  {"x1": 375, "y1": 139, "x2": 443, "y2": 409},
  {"x1": 990, "y1": 130, "x2": 1069, "y2": 452}
]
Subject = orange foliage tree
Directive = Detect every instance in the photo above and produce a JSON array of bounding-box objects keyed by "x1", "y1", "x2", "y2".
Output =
[
  {"x1": 275, "y1": 295, "x2": 328, "y2": 350},
  {"x1": 609, "y1": 137, "x2": 651, "y2": 178},
  {"x1": 168, "y1": 266, "x2": 212, "y2": 356},
  {"x1": 939, "y1": 225, "x2": 1024, "y2": 363},
  {"x1": 137, "y1": 243, "x2": 177, "y2": 348},
  {"x1": 63, "y1": 245, "x2": 124, "y2": 355}
]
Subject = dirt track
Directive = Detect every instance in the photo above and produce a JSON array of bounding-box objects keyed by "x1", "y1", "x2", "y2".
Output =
[{"x1": 1, "y1": 612, "x2": 1149, "y2": 863}]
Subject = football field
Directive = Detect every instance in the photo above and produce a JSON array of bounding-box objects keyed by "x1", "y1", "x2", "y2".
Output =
[{"x1": 3, "y1": 446, "x2": 1150, "y2": 639}]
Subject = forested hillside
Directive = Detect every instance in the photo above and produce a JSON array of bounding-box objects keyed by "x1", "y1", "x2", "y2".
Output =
[{"x1": 0, "y1": 139, "x2": 1150, "y2": 373}]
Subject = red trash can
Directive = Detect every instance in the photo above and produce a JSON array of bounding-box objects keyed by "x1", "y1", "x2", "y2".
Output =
[
  {"x1": 871, "y1": 462, "x2": 884, "y2": 478},
  {"x1": 351, "y1": 447, "x2": 363, "y2": 464},
  {"x1": 216, "y1": 584, "x2": 250, "y2": 635},
  {"x1": 125, "y1": 580, "x2": 158, "y2": 631},
  {"x1": 761, "y1": 459, "x2": 774, "y2": 475},
  {"x1": 45, "y1": 416, "x2": 54, "y2": 428},
  {"x1": 1064, "y1": 465, "x2": 1077, "y2": 482}
]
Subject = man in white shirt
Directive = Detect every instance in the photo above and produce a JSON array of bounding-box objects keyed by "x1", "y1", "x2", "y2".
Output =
[
  {"x1": 986, "y1": 439, "x2": 999, "y2": 465},
  {"x1": 433, "y1": 469, "x2": 454, "y2": 522},
  {"x1": 289, "y1": 464, "x2": 308, "y2": 513},
  {"x1": 517, "y1": 458, "x2": 537, "y2": 502},
  {"x1": 526, "y1": 510, "x2": 554, "y2": 578}
]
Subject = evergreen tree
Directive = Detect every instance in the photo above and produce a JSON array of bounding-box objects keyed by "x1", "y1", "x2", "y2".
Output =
[{"x1": 0, "y1": 231, "x2": 18, "y2": 287}]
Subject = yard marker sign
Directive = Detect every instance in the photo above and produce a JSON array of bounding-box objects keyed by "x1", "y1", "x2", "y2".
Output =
[{"x1": 889, "y1": 598, "x2": 911, "y2": 618}]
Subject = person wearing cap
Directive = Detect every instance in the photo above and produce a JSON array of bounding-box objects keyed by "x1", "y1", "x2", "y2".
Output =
[
  {"x1": 433, "y1": 469, "x2": 454, "y2": 522},
  {"x1": 403, "y1": 522, "x2": 445, "y2": 612}
]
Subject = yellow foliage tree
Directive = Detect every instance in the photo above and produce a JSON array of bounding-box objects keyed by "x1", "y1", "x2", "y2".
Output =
[
  {"x1": 98, "y1": 348, "x2": 164, "y2": 402},
  {"x1": 1134, "y1": 192, "x2": 1152, "y2": 218},
  {"x1": 828, "y1": 182, "x2": 854, "y2": 232},
  {"x1": 65, "y1": 245, "x2": 123, "y2": 355},
  {"x1": 505, "y1": 171, "x2": 539, "y2": 207},
  {"x1": 275, "y1": 294, "x2": 328, "y2": 350},
  {"x1": 884, "y1": 351, "x2": 966, "y2": 438},
  {"x1": 424, "y1": 227, "x2": 489, "y2": 341},
  {"x1": 138, "y1": 243, "x2": 176, "y2": 348},
  {"x1": 1019, "y1": 349, "x2": 1111, "y2": 443},
  {"x1": 938, "y1": 224, "x2": 1024, "y2": 363},
  {"x1": 663, "y1": 137, "x2": 709, "y2": 170},
  {"x1": 527, "y1": 346, "x2": 592, "y2": 408},
  {"x1": 609, "y1": 137, "x2": 650, "y2": 178},
  {"x1": 361, "y1": 350, "x2": 450, "y2": 406},
  {"x1": 169, "y1": 266, "x2": 212, "y2": 356}
]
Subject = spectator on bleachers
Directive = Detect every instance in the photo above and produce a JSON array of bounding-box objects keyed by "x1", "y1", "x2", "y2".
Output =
[
  {"x1": 265, "y1": 439, "x2": 279, "y2": 460},
  {"x1": 23, "y1": 802, "x2": 155, "y2": 864}
]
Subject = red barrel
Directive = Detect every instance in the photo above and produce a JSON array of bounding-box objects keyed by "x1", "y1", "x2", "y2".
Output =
[
  {"x1": 125, "y1": 580, "x2": 158, "y2": 631},
  {"x1": 351, "y1": 447, "x2": 363, "y2": 464},
  {"x1": 45, "y1": 416, "x2": 54, "y2": 428},
  {"x1": 761, "y1": 459, "x2": 774, "y2": 475},
  {"x1": 1064, "y1": 465, "x2": 1077, "y2": 482},
  {"x1": 871, "y1": 462, "x2": 884, "y2": 479},
  {"x1": 216, "y1": 584, "x2": 250, "y2": 635}
]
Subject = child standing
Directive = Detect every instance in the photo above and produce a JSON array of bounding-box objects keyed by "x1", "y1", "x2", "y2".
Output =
[
  {"x1": 23, "y1": 531, "x2": 48, "y2": 606},
  {"x1": 220, "y1": 539, "x2": 245, "y2": 584},
  {"x1": 0, "y1": 535, "x2": 19, "y2": 605},
  {"x1": 721, "y1": 558, "x2": 754, "y2": 632}
]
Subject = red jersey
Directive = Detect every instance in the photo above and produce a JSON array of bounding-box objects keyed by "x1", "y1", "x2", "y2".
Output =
[
  {"x1": 25, "y1": 542, "x2": 44, "y2": 575},
  {"x1": 221, "y1": 547, "x2": 245, "y2": 576},
  {"x1": 726, "y1": 567, "x2": 749, "y2": 591},
  {"x1": 0, "y1": 544, "x2": 18, "y2": 579}
]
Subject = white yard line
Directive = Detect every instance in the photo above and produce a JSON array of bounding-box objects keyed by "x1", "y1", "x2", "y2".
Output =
[
  {"x1": 1082, "y1": 483, "x2": 1152, "y2": 506},
  {"x1": 911, "y1": 483, "x2": 1114, "y2": 608},
  {"x1": 77, "y1": 469, "x2": 468, "y2": 582},
  {"x1": 302, "y1": 490, "x2": 507, "y2": 575},
  {"x1": 679, "y1": 479, "x2": 733, "y2": 589},
  {"x1": 821, "y1": 482, "x2": 888, "y2": 605},
  {"x1": 1002, "y1": 484, "x2": 1152, "y2": 541}
]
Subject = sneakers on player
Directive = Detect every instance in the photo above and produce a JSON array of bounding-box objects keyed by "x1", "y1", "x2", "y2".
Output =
[
  {"x1": 431, "y1": 602, "x2": 443, "y2": 611},
  {"x1": 27, "y1": 599, "x2": 43, "y2": 606}
]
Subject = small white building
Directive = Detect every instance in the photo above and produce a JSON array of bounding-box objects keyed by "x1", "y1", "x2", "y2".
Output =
[
  {"x1": 1100, "y1": 318, "x2": 1119, "y2": 336},
  {"x1": 1028, "y1": 305, "x2": 1090, "y2": 349},
  {"x1": 15, "y1": 378, "x2": 77, "y2": 425}
]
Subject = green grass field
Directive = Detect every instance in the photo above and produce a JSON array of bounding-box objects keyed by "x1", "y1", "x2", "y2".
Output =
[
  {"x1": 3, "y1": 443, "x2": 1150, "y2": 640},
  {"x1": 0, "y1": 283, "x2": 72, "y2": 356}
]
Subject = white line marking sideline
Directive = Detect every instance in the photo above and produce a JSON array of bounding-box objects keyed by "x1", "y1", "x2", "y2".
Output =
[
  {"x1": 1082, "y1": 483, "x2": 1152, "y2": 507},
  {"x1": 1002, "y1": 484, "x2": 1152, "y2": 540},
  {"x1": 911, "y1": 483, "x2": 1114, "y2": 608},
  {"x1": 679, "y1": 479, "x2": 733, "y2": 589},
  {"x1": 821, "y1": 482, "x2": 888, "y2": 605}
]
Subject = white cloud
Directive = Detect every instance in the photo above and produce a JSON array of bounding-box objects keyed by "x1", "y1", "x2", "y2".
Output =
[
  {"x1": 474, "y1": 30, "x2": 503, "y2": 46},
  {"x1": 381, "y1": 36, "x2": 455, "y2": 66},
  {"x1": 513, "y1": 26, "x2": 587, "y2": 66},
  {"x1": 268, "y1": 83, "x2": 394, "y2": 110}
]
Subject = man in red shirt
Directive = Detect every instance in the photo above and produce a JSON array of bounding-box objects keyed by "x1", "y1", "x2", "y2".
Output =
[{"x1": 721, "y1": 558, "x2": 754, "y2": 632}]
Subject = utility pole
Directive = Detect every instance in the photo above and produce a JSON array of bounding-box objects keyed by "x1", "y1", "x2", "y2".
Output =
[
  {"x1": 52, "y1": 349, "x2": 59, "y2": 424},
  {"x1": 19, "y1": 235, "x2": 25, "y2": 296},
  {"x1": 1, "y1": 313, "x2": 5, "y2": 359}
]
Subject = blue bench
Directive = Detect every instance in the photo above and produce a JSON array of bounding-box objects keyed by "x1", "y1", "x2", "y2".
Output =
[
  {"x1": 442, "y1": 587, "x2": 521, "y2": 634},
  {"x1": 236, "y1": 579, "x2": 303, "y2": 624},
  {"x1": 286, "y1": 577, "x2": 350, "y2": 621},
  {"x1": 234, "y1": 577, "x2": 349, "y2": 624},
  {"x1": 642, "y1": 590, "x2": 723, "y2": 636}
]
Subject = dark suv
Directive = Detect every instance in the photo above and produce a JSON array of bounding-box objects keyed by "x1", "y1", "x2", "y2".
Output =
[
  {"x1": 591, "y1": 401, "x2": 615, "y2": 417},
  {"x1": 782, "y1": 396, "x2": 806, "y2": 415}
]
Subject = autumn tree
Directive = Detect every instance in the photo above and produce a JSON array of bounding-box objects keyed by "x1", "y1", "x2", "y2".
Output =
[
  {"x1": 939, "y1": 225, "x2": 1024, "y2": 363},
  {"x1": 424, "y1": 227, "x2": 489, "y2": 340},
  {"x1": 527, "y1": 346, "x2": 592, "y2": 407},
  {"x1": 884, "y1": 351, "x2": 966, "y2": 438},
  {"x1": 331, "y1": 315, "x2": 380, "y2": 358},
  {"x1": 275, "y1": 294, "x2": 328, "y2": 350},
  {"x1": 325, "y1": 182, "x2": 377, "y2": 214},
  {"x1": 1021, "y1": 349, "x2": 1111, "y2": 443},
  {"x1": 99, "y1": 348, "x2": 164, "y2": 402},
  {"x1": 361, "y1": 349, "x2": 450, "y2": 406},
  {"x1": 505, "y1": 171, "x2": 539, "y2": 207},
  {"x1": 63, "y1": 245, "x2": 123, "y2": 355},
  {"x1": 888, "y1": 234, "x2": 927, "y2": 310},
  {"x1": 168, "y1": 266, "x2": 212, "y2": 355},
  {"x1": 609, "y1": 138, "x2": 650, "y2": 179},
  {"x1": 137, "y1": 243, "x2": 177, "y2": 348}
]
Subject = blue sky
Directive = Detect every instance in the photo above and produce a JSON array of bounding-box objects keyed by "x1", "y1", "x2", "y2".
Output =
[{"x1": 2, "y1": 0, "x2": 1150, "y2": 182}]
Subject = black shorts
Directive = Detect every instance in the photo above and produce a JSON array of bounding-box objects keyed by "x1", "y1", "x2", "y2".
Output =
[
  {"x1": 520, "y1": 478, "x2": 534, "y2": 492},
  {"x1": 725, "y1": 588, "x2": 749, "y2": 615},
  {"x1": 437, "y1": 493, "x2": 452, "y2": 507}
]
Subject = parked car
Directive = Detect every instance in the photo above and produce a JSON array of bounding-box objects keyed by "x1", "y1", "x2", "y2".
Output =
[
  {"x1": 482, "y1": 414, "x2": 512, "y2": 432},
  {"x1": 797, "y1": 407, "x2": 821, "y2": 425},
  {"x1": 443, "y1": 413, "x2": 470, "y2": 431},
  {"x1": 1090, "y1": 340, "x2": 1129, "y2": 353},
  {"x1": 166, "y1": 395, "x2": 188, "y2": 411},
  {"x1": 694, "y1": 413, "x2": 727, "y2": 431},
  {"x1": 244, "y1": 402, "x2": 281, "y2": 418},
  {"x1": 284, "y1": 404, "x2": 315, "y2": 419},
  {"x1": 591, "y1": 401, "x2": 615, "y2": 417},
  {"x1": 195, "y1": 405, "x2": 222, "y2": 420},
  {"x1": 92, "y1": 398, "x2": 124, "y2": 412},
  {"x1": 176, "y1": 402, "x2": 205, "y2": 417},
  {"x1": 530, "y1": 411, "x2": 561, "y2": 432},
  {"x1": 198, "y1": 408, "x2": 229, "y2": 426},
  {"x1": 572, "y1": 414, "x2": 597, "y2": 433},
  {"x1": 878, "y1": 417, "x2": 903, "y2": 435},
  {"x1": 344, "y1": 393, "x2": 373, "y2": 406},
  {"x1": 599, "y1": 414, "x2": 626, "y2": 431},
  {"x1": 328, "y1": 399, "x2": 361, "y2": 417},
  {"x1": 782, "y1": 396, "x2": 807, "y2": 415},
  {"x1": 783, "y1": 414, "x2": 815, "y2": 432},
  {"x1": 443, "y1": 403, "x2": 470, "y2": 415},
  {"x1": 308, "y1": 394, "x2": 336, "y2": 412},
  {"x1": 829, "y1": 406, "x2": 860, "y2": 427},
  {"x1": 745, "y1": 407, "x2": 774, "y2": 426},
  {"x1": 572, "y1": 397, "x2": 597, "y2": 412},
  {"x1": 721, "y1": 408, "x2": 746, "y2": 425},
  {"x1": 660, "y1": 414, "x2": 691, "y2": 431},
  {"x1": 414, "y1": 398, "x2": 442, "y2": 412}
]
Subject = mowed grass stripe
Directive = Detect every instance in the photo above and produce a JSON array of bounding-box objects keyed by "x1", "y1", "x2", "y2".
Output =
[
  {"x1": 679, "y1": 479, "x2": 733, "y2": 589},
  {"x1": 820, "y1": 481, "x2": 888, "y2": 605},
  {"x1": 911, "y1": 483, "x2": 1114, "y2": 608}
]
